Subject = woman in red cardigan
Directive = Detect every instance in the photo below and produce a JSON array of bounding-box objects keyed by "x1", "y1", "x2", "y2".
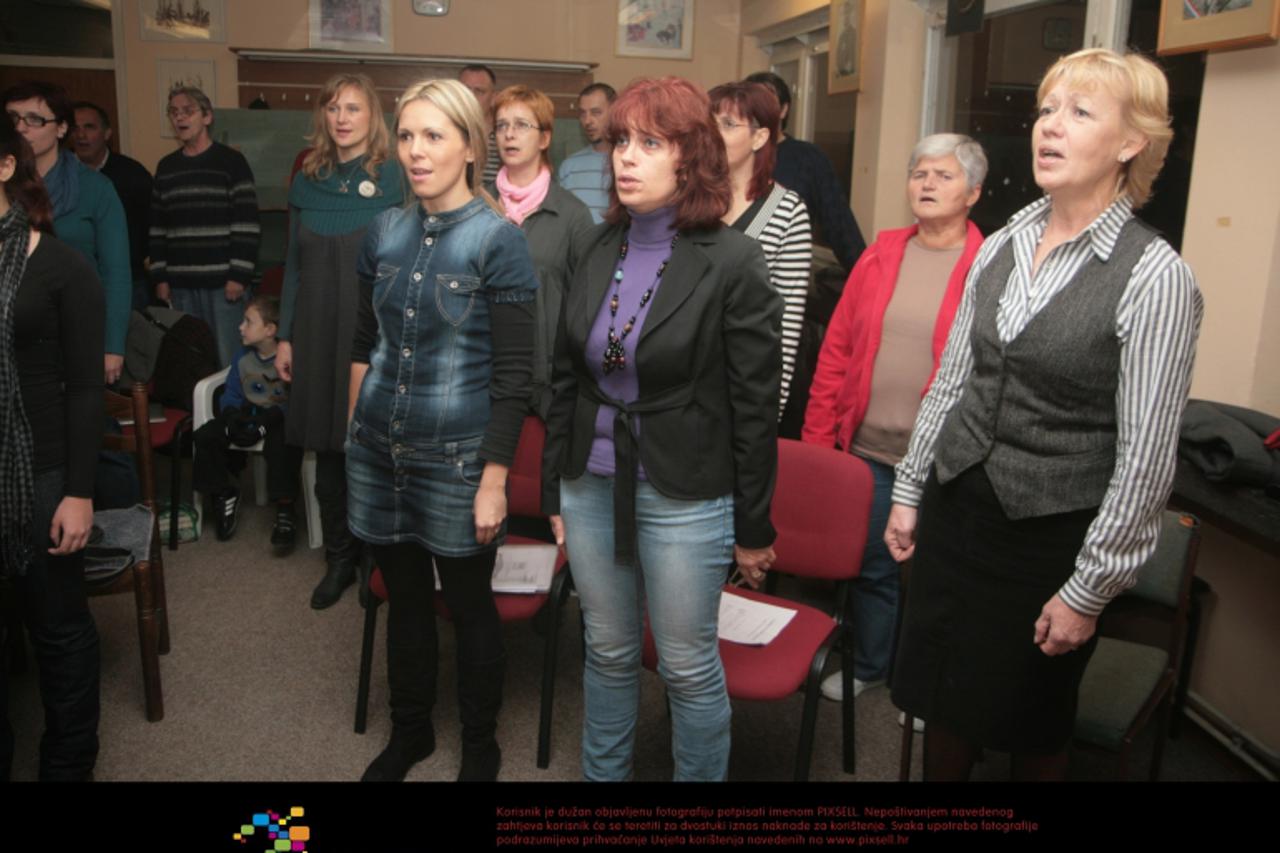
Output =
[{"x1": 803, "y1": 133, "x2": 986, "y2": 703}]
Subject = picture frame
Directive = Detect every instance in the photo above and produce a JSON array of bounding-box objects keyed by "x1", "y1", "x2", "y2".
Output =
[
  {"x1": 616, "y1": 0, "x2": 694, "y2": 61},
  {"x1": 156, "y1": 59, "x2": 216, "y2": 139},
  {"x1": 139, "y1": 0, "x2": 226, "y2": 43},
  {"x1": 1158, "y1": 0, "x2": 1280, "y2": 56},
  {"x1": 828, "y1": 0, "x2": 864, "y2": 94},
  {"x1": 308, "y1": 0, "x2": 393, "y2": 53}
]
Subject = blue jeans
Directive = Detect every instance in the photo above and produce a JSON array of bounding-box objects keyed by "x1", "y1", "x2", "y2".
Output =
[
  {"x1": 169, "y1": 286, "x2": 248, "y2": 369},
  {"x1": 850, "y1": 456, "x2": 901, "y2": 682},
  {"x1": 560, "y1": 473, "x2": 734, "y2": 781}
]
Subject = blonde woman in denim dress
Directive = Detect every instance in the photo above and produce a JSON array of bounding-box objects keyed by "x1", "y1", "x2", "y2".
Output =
[{"x1": 346, "y1": 79, "x2": 538, "y2": 783}]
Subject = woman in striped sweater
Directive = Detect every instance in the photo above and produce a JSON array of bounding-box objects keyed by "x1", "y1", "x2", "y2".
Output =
[{"x1": 710, "y1": 82, "x2": 810, "y2": 417}]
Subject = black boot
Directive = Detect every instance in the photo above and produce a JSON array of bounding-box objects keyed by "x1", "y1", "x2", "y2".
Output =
[
  {"x1": 270, "y1": 501, "x2": 296, "y2": 556},
  {"x1": 310, "y1": 556, "x2": 356, "y2": 610},
  {"x1": 456, "y1": 655, "x2": 505, "y2": 782},
  {"x1": 362, "y1": 591, "x2": 439, "y2": 782},
  {"x1": 312, "y1": 470, "x2": 360, "y2": 609},
  {"x1": 361, "y1": 723, "x2": 436, "y2": 782}
]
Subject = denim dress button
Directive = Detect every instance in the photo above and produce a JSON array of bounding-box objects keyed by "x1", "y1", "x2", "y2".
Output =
[
  {"x1": 425, "y1": 237, "x2": 434, "y2": 246},
  {"x1": 413, "y1": 272, "x2": 422, "y2": 281},
  {"x1": 449, "y1": 280, "x2": 459, "y2": 289},
  {"x1": 406, "y1": 307, "x2": 415, "y2": 318},
  {"x1": 398, "y1": 384, "x2": 407, "y2": 394},
  {"x1": 402, "y1": 346, "x2": 411, "y2": 357}
]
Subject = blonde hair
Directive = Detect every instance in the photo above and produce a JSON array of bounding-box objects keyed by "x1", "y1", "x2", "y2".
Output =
[
  {"x1": 1037, "y1": 48, "x2": 1172, "y2": 209},
  {"x1": 302, "y1": 73, "x2": 391, "y2": 182},
  {"x1": 395, "y1": 78, "x2": 499, "y2": 213}
]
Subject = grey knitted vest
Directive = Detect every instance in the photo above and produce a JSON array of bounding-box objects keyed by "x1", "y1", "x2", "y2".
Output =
[{"x1": 934, "y1": 217, "x2": 1157, "y2": 519}]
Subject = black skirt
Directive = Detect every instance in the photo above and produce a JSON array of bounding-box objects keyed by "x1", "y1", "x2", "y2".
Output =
[{"x1": 890, "y1": 465, "x2": 1099, "y2": 753}]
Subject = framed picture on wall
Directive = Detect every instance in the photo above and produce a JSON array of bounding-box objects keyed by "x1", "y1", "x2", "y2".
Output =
[
  {"x1": 156, "y1": 59, "x2": 216, "y2": 139},
  {"x1": 616, "y1": 0, "x2": 694, "y2": 60},
  {"x1": 1158, "y1": 0, "x2": 1280, "y2": 55},
  {"x1": 828, "y1": 0, "x2": 864, "y2": 94},
  {"x1": 309, "y1": 0, "x2": 393, "y2": 53},
  {"x1": 139, "y1": 0, "x2": 226, "y2": 43}
]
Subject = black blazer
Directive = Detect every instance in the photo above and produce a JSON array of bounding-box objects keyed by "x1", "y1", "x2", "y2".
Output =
[{"x1": 541, "y1": 221, "x2": 782, "y2": 549}]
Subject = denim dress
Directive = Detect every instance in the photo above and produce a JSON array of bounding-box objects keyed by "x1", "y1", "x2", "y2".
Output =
[{"x1": 346, "y1": 197, "x2": 539, "y2": 556}]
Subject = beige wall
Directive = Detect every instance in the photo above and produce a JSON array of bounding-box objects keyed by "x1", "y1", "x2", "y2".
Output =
[
  {"x1": 850, "y1": 0, "x2": 926, "y2": 236},
  {"x1": 1184, "y1": 42, "x2": 1280, "y2": 415},
  {"x1": 119, "y1": 0, "x2": 743, "y2": 170},
  {"x1": 1178, "y1": 41, "x2": 1280, "y2": 754}
]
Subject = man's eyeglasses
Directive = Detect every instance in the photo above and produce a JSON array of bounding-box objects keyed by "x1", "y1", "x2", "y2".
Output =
[
  {"x1": 167, "y1": 106, "x2": 201, "y2": 119},
  {"x1": 7, "y1": 111, "x2": 57, "y2": 129}
]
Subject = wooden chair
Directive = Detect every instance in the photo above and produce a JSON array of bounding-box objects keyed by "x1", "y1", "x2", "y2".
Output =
[{"x1": 92, "y1": 382, "x2": 171, "y2": 721}]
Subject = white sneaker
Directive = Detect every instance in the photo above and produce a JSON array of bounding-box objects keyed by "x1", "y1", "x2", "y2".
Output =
[
  {"x1": 897, "y1": 710, "x2": 925, "y2": 733},
  {"x1": 820, "y1": 671, "x2": 884, "y2": 701}
]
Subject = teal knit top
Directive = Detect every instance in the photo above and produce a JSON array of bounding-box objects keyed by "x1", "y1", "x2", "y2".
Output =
[
  {"x1": 49, "y1": 153, "x2": 131, "y2": 355},
  {"x1": 279, "y1": 155, "x2": 405, "y2": 340}
]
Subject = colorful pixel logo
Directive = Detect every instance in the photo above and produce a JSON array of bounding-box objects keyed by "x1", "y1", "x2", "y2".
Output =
[{"x1": 232, "y1": 807, "x2": 310, "y2": 852}]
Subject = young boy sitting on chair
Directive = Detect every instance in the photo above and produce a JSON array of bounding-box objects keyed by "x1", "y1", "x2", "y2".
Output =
[{"x1": 193, "y1": 295, "x2": 302, "y2": 552}]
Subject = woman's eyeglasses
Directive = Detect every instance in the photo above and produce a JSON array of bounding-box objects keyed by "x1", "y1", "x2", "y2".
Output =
[
  {"x1": 494, "y1": 119, "x2": 541, "y2": 135},
  {"x1": 7, "y1": 111, "x2": 56, "y2": 128}
]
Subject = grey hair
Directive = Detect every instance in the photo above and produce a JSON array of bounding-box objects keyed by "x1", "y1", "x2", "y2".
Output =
[
  {"x1": 908, "y1": 133, "x2": 987, "y2": 189},
  {"x1": 168, "y1": 85, "x2": 213, "y2": 117}
]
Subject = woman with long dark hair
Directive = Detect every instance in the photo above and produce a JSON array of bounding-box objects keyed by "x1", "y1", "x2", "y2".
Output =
[
  {"x1": 542, "y1": 77, "x2": 782, "y2": 781},
  {"x1": 709, "y1": 81, "x2": 810, "y2": 415},
  {"x1": 0, "y1": 119, "x2": 104, "y2": 781}
]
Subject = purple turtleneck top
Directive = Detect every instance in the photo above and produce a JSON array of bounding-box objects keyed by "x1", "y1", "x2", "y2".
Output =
[{"x1": 585, "y1": 206, "x2": 679, "y2": 477}]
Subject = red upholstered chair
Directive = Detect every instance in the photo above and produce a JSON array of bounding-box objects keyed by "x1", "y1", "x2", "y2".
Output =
[
  {"x1": 641, "y1": 438, "x2": 873, "y2": 780},
  {"x1": 353, "y1": 416, "x2": 573, "y2": 769}
]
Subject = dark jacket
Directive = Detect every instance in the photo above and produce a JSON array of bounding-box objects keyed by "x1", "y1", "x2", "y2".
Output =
[
  {"x1": 487, "y1": 179, "x2": 595, "y2": 416},
  {"x1": 541, "y1": 221, "x2": 783, "y2": 549}
]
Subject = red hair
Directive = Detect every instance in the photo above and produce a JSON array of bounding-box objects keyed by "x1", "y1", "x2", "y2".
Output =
[
  {"x1": 708, "y1": 82, "x2": 780, "y2": 202},
  {"x1": 605, "y1": 77, "x2": 729, "y2": 231}
]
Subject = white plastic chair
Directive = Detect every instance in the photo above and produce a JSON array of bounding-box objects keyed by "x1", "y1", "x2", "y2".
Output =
[{"x1": 192, "y1": 368, "x2": 322, "y2": 549}]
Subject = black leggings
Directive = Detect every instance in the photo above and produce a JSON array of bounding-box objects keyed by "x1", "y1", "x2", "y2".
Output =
[{"x1": 372, "y1": 543, "x2": 504, "y2": 746}]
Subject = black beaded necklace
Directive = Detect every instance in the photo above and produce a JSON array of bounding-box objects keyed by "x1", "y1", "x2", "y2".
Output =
[{"x1": 602, "y1": 232, "x2": 678, "y2": 375}]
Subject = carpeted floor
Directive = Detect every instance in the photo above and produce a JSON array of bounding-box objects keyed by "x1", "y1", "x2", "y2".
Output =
[{"x1": 4, "y1": 490, "x2": 1262, "y2": 784}]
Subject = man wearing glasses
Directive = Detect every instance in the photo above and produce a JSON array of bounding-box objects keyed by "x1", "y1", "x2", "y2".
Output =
[{"x1": 149, "y1": 86, "x2": 260, "y2": 367}]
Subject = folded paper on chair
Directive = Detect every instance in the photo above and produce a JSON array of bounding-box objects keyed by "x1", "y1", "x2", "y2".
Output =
[
  {"x1": 431, "y1": 543, "x2": 559, "y2": 594},
  {"x1": 718, "y1": 591, "x2": 797, "y2": 645}
]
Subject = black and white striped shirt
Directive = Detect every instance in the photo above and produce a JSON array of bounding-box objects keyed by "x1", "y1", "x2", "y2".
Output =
[
  {"x1": 739, "y1": 184, "x2": 811, "y2": 413},
  {"x1": 892, "y1": 196, "x2": 1203, "y2": 616}
]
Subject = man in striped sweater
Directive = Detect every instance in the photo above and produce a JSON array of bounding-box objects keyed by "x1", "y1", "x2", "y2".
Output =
[{"x1": 150, "y1": 85, "x2": 260, "y2": 367}]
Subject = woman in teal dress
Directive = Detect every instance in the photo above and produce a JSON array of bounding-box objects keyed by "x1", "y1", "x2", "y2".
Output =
[{"x1": 276, "y1": 73, "x2": 404, "y2": 609}]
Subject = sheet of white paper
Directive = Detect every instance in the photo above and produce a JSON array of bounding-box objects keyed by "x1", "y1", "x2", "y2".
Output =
[
  {"x1": 434, "y1": 544, "x2": 559, "y2": 594},
  {"x1": 490, "y1": 543, "x2": 559, "y2": 594},
  {"x1": 717, "y1": 590, "x2": 797, "y2": 645}
]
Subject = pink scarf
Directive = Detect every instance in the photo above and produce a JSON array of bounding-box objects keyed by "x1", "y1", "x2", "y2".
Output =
[{"x1": 495, "y1": 165, "x2": 551, "y2": 226}]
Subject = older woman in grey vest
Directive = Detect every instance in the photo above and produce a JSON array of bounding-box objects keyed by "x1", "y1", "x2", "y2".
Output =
[{"x1": 885, "y1": 49, "x2": 1202, "y2": 780}]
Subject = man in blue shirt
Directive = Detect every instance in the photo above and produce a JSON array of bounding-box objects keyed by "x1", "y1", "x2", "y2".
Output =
[{"x1": 557, "y1": 82, "x2": 615, "y2": 224}]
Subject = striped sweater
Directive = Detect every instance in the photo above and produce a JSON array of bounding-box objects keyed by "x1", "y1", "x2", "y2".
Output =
[
  {"x1": 149, "y1": 142, "x2": 260, "y2": 290},
  {"x1": 733, "y1": 184, "x2": 811, "y2": 414}
]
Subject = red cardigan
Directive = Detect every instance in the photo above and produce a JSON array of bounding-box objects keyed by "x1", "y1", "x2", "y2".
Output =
[{"x1": 802, "y1": 221, "x2": 984, "y2": 451}]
